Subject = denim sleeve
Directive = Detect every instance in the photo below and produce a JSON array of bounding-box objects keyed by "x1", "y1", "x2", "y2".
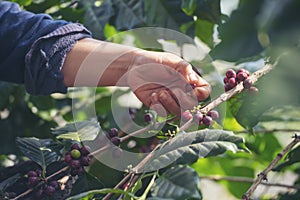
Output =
[{"x1": 0, "y1": 1, "x2": 92, "y2": 95}]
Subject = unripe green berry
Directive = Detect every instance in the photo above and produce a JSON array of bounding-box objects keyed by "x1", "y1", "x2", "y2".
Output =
[{"x1": 70, "y1": 149, "x2": 81, "y2": 159}]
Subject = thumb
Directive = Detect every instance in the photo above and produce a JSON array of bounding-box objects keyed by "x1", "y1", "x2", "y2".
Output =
[{"x1": 177, "y1": 61, "x2": 211, "y2": 101}]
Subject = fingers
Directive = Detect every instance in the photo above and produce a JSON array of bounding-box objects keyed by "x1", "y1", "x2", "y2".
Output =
[{"x1": 176, "y1": 61, "x2": 211, "y2": 101}]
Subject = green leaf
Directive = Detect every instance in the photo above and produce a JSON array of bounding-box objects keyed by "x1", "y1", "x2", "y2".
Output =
[
  {"x1": 16, "y1": 137, "x2": 62, "y2": 173},
  {"x1": 195, "y1": 19, "x2": 214, "y2": 48},
  {"x1": 181, "y1": 0, "x2": 197, "y2": 16},
  {"x1": 151, "y1": 165, "x2": 202, "y2": 200},
  {"x1": 210, "y1": 0, "x2": 263, "y2": 61},
  {"x1": 139, "y1": 129, "x2": 245, "y2": 172},
  {"x1": 0, "y1": 174, "x2": 21, "y2": 192},
  {"x1": 145, "y1": 0, "x2": 193, "y2": 31},
  {"x1": 51, "y1": 119, "x2": 101, "y2": 142},
  {"x1": 181, "y1": 0, "x2": 221, "y2": 24},
  {"x1": 67, "y1": 188, "x2": 137, "y2": 200}
]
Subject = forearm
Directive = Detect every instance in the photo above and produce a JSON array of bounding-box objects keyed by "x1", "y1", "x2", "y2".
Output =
[{"x1": 62, "y1": 38, "x2": 138, "y2": 87}]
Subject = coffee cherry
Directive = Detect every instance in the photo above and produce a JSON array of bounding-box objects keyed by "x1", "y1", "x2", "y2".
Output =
[
  {"x1": 226, "y1": 69, "x2": 236, "y2": 78},
  {"x1": 108, "y1": 128, "x2": 118, "y2": 138},
  {"x1": 50, "y1": 181, "x2": 59, "y2": 189},
  {"x1": 28, "y1": 177, "x2": 39, "y2": 187},
  {"x1": 236, "y1": 72, "x2": 248, "y2": 82},
  {"x1": 78, "y1": 166, "x2": 85, "y2": 175},
  {"x1": 144, "y1": 113, "x2": 153, "y2": 123},
  {"x1": 223, "y1": 77, "x2": 229, "y2": 84},
  {"x1": 193, "y1": 112, "x2": 203, "y2": 124},
  {"x1": 71, "y1": 160, "x2": 81, "y2": 168},
  {"x1": 224, "y1": 83, "x2": 232, "y2": 92},
  {"x1": 243, "y1": 78, "x2": 252, "y2": 89},
  {"x1": 81, "y1": 156, "x2": 90, "y2": 166},
  {"x1": 182, "y1": 111, "x2": 193, "y2": 122},
  {"x1": 70, "y1": 149, "x2": 81, "y2": 159},
  {"x1": 207, "y1": 110, "x2": 219, "y2": 120},
  {"x1": 237, "y1": 68, "x2": 250, "y2": 76},
  {"x1": 80, "y1": 145, "x2": 91, "y2": 156},
  {"x1": 71, "y1": 143, "x2": 81, "y2": 150},
  {"x1": 27, "y1": 170, "x2": 38, "y2": 177},
  {"x1": 45, "y1": 185, "x2": 55, "y2": 196},
  {"x1": 70, "y1": 168, "x2": 78, "y2": 176},
  {"x1": 202, "y1": 116, "x2": 213, "y2": 126},
  {"x1": 64, "y1": 153, "x2": 72, "y2": 163},
  {"x1": 248, "y1": 86, "x2": 259, "y2": 95},
  {"x1": 111, "y1": 137, "x2": 121, "y2": 146},
  {"x1": 228, "y1": 77, "x2": 236, "y2": 88}
]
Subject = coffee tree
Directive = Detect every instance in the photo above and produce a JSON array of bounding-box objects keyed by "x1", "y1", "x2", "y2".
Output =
[{"x1": 1, "y1": 0, "x2": 300, "y2": 199}]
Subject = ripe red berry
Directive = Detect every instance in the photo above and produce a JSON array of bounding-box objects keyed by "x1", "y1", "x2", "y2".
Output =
[
  {"x1": 193, "y1": 112, "x2": 203, "y2": 124},
  {"x1": 236, "y1": 72, "x2": 248, "y2": 82},
  {"x1": 223, "y1": 77, "x2": 229, "y2": 84},
  {"x1": 237, "y1": 68, "x2": 250, "y2": 76},
  {"x1": 108, "y1": 128, "x2": 118, "y2": 138},
  {"x1": 45, "y1": 186, "x2": 55, "y2": 196},
  {"x1": 81, "y1": 156, "x2": 90, "y2": 166},
  {"x1": 71, "y1": 160, "x2": 81, "y2": 168},
  {"x1": 80, "y1": 145, "x2": 91, "y2": 156},
  {"x1": 226, "y1": 69, "x2": 236, "y2": 78},
  {"x1": 111, "y1": 137, "x2": 121, "y2": 146},
  {"x1": 228, "y1": 77, "x2": 236, "y2": 88},
  {"x1": 71, "y1": 143, "x2": 81, "y2": 150},
  {"x1": 28, "y1": 177, "x2": 40, "y2": 187},
  {"x1": 64, "y1": 153, "x2": 72, "y2": 163},
  {"x1": 224, "y1": 83, "x2": 232, "y2": 91},
  {"x1": 50, "y1": 181, "x2": 59, "y2": 189},
  {"x1": 248, "y1": 86, "x2": 259, "y2": 95},
  {"x1": 77, "y1": 166, "x2": 85, "y2": 175},
  {"x1": 207, "y1": 110, "x2": 219, "y2": 120},
  {"x1": 182, "y1": 111, "x2": 193, "y2": 122},
  {"x1": 70, "y1": 149, "x2": 81, "y2": 159},
  {"x1": 144, "y1": 113, "x2": 153, "y2": 123},
  {"x1": 202, "y1": 116, "x2": 213, "y2": 126},
  {"x1": 27, "y1": 170, "x2": 38, "y2": 177},
  {"x1": 243, "y1": 78, "x2": 252, "y2": 89}
]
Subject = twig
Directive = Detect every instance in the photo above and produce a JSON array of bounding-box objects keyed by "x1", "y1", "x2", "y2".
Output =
[
  {"x1": 102, "y1": 173, "x2": 133, "y2": 200},
  {"x1": 200, "y1": 175, "x2": 300, "y2": 190},
  {"x1": 242, "y1": 134, "x2": 300, "y2": 200},
  {"x1": 237, "y1": 128, "x2": 300, "y2": 134},
  {"x1": 199, "y1": 62, "x2": 275, "y2": 114}
]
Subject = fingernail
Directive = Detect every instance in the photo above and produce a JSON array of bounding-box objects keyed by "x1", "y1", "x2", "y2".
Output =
[{"x1": 189, "y1": 73, "x2": 198, "y2": 82}]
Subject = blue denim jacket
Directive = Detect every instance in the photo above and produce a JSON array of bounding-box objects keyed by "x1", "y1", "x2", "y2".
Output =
[{"x1": 0, "y1": 1, "x2": 92, "y2": 95}]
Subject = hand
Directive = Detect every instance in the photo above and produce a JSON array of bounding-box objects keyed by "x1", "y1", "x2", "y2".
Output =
[{"x1": 127, "y1": 50, "x2": 211, "y2": 116}]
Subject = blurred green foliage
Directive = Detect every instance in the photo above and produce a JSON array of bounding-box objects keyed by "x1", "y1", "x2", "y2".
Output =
[{"x1": 1, "y1": 0, "x2": 300, "y2": 199}]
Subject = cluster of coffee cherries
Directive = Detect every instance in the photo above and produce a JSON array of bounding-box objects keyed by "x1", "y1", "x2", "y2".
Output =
[
  {"x1": 223, "y1": 68, "x2": 254, "y2": 91},
  {"x1": 64, "y1": 143, "x2": 91, "y2": 176},
  {"x1": 182, "y1": 110, "x2": 219, "y2": 126},
  {"x1": 27, "y1": 169, "x2": 61, "y2": 198},
  {"x1": 106, "y1": 128, "x2": 122, "y2": 158}
]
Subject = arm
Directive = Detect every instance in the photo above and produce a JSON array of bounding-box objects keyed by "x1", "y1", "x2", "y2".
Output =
[{"x1": 61, "y1": 38, "x2": 211, "y2": 116}]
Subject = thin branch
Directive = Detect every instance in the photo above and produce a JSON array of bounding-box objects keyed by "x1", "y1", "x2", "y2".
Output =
[
  {"x1": 102, "y1": 173, "x2": 133, "y2": 200},
  {"x1": 199, "y1": 62, "x2": 275, "y2": 114},
  {"x1": 237, "y1": 128, "x2": 300, "y2": 134},
  {"x1": 200, "y1": 175, "x2": 300, "y2": 190},
  {"x1": 242, "y1": 134, "x2": 300, "y2": 200}
]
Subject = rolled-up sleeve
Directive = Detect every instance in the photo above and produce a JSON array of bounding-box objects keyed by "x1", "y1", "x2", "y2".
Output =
[{"x1": 0, "y1": 1, "x2": 92, "y2": 95}]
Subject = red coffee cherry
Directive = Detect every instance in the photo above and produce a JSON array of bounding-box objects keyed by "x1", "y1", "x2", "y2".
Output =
[{"x1": 226, "y1": 69, "x2": 236, "y2": 78}]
